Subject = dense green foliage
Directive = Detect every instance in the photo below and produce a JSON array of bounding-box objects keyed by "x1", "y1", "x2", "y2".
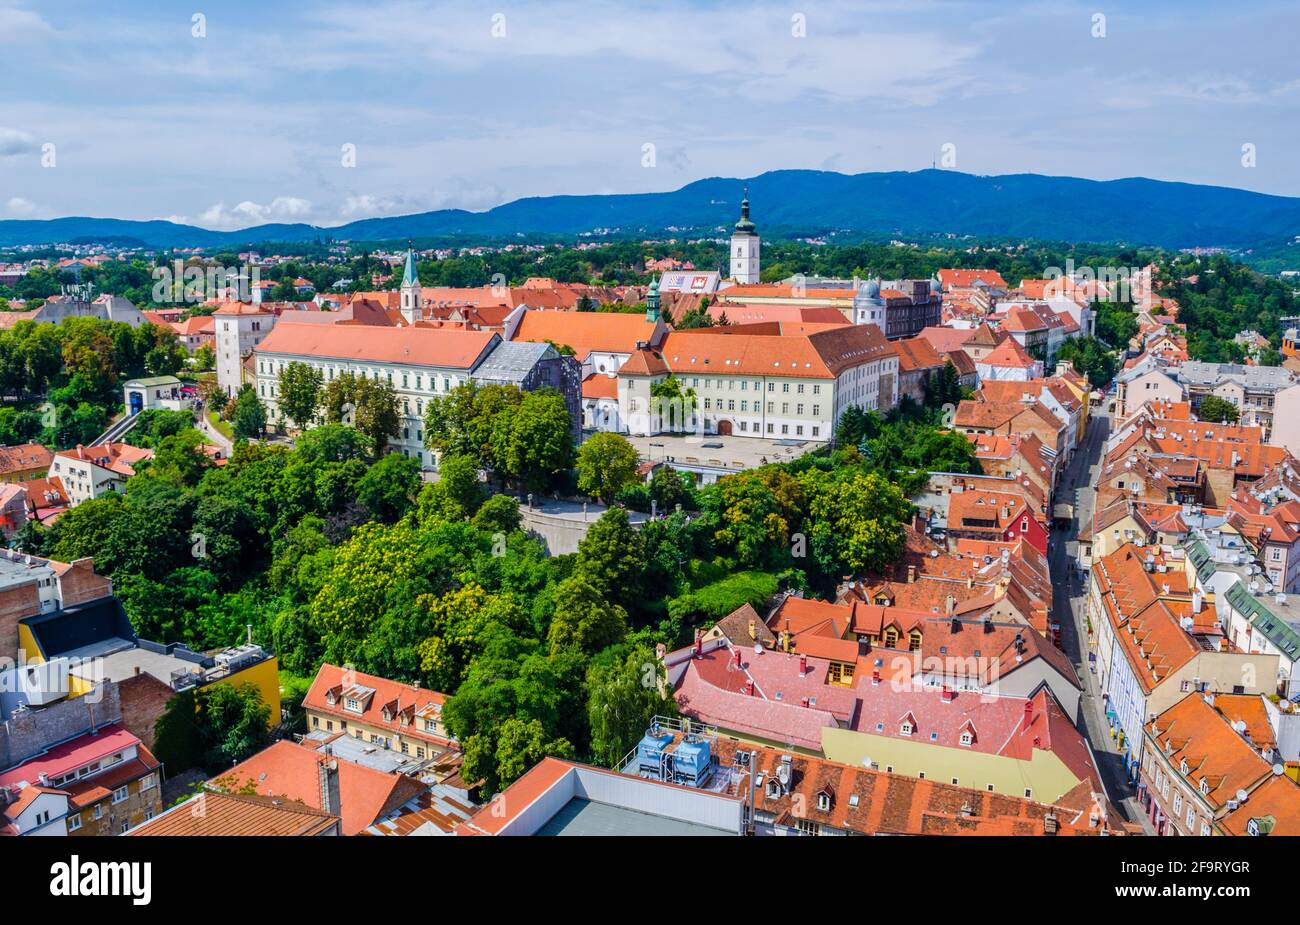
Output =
[
  {"x1": 1196, "y1": 395, "x2": 1240, "y2": 424},
  {"x1": 0, "y1": 316, "x2": 187, "y2": 448},
  {"x1": 1163, "y1": 255, "x2": 1300, "y2": 362}
]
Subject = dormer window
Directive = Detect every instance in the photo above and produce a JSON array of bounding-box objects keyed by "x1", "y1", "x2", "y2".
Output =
[
  {"x1": 345, "y1": 697, "x2": 361, "y2": 713},
  {"x1": 766, "y1": 778, "x2": 780, "y2": 799},
  {"x1": 959, "y1": 731, "x2": 974, "y2": 747},
  {"x1": 1199, "y1": 778, "x2": 1209, "y2": 795},
  {"x1": 816, "y1": 790, "x2": 832, "y2": 812},
  {"x1": 900, "y1": 721, "x2": 914, "y2": 737},
  {"x1": 1179, "y1": 759, "x2": 1189, "y2": 775}
]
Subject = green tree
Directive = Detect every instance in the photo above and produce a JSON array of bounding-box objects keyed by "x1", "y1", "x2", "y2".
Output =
[
  {"x1": 547, "y1": 574, "x2": 628, "y2": 655},
  {"x1": 353, "y1": 377, "x2": 401, "y2": 455},
  {"x1": 648, "y1": 465, "x2": 692, "y2": 512},
  {"x1": 805, "y1": 470, "x2": 912, "y2": 576},
  {"x1": 1197, "y1": 394, "x2": 1240, "y2": 423},
  {"x1": 586, "y1": 645, "x2": 676, "y2": 768},
  {"x1": 500, "y1": 389, "x2": 575, "y2": 490},
  {"x1": 153, "y1": 688, "x2": 203, "y2": 777},
  {"x1": 576, "y1": 507, "x2": 645, "y2": 610},
  {"x1": 471, "y1": 494, "x2": 521, "y2": 534},
  {"x1": 276, "y1": 361, "x2": 324, "y2": 430},
  {"x1": 576, "y1": 432, "x2": 640, "y2": 502},
  {"x1": 649, "y1": 374, "x2": 698, "y2": 430},
  {"x1": 230, "y1": 383, "x2": 267, "y2": 440},
  {"x1": 198, "y1": 682, "x2": 271, "y2": 770},
  {"x1": 463, "y1": 717, "x2": 574, "y2": 795},
  {"x1": 417, "y1": 453, "x2": 486, "y2": 522},
  {"x1": 357, "y1": 452, "x2": 421, "y2": 522}
]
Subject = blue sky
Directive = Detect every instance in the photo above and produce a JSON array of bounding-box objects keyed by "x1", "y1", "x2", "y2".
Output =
[{"x1": 2, "y1": 0, "x2": 1298, "y2": 229}]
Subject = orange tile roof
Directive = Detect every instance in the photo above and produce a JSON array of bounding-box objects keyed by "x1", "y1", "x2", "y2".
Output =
[
  {"x1": 623, "y1": 325, "x2": 895, "y2": 381},
  {"x1": 129, "y1": 790, "x2": 338, "y2": 836},
  {"x1": 0, "y1": 442, "x2": 52, "y2": 475},
  {"x1": 954, "y1": 399, "x2": 1020, "y2": 429},
  {"x1": 511, "y1": 310, "x2": 660, "y2": 362},
  {"x1": 256, "y1": 323, "x2": 498, "y2": 370},
  {"x1": 581, "y1": 373, "x2": 618, "y2": 400},
  {"x1": 303, "y1": 664, "x2": 453, "y2": 748},
  {"x1": 979, "y1": 336, "x2": 1039, "y2": 369},
  {"x1": 1219, "y1": 774, "x2": 1300, "y2": 835},
  {"x1": 1147, "y1": 694, "x2": 1272, "y2": 810},
  {"x1": 222, "y1": 740, "x2": 425, "y2": 836},
  {"x1": 894, "y1": 334, "x2": 945, "y2": 373},
  {"x1": 54, "y1": 441, "x2": 153, "y2": 477},
  {"x1": 938, "y1": 269, "x2": 1007, "y2": 290}
]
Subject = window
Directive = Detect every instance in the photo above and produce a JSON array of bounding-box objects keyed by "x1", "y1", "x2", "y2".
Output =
[
  {"x1": 139, "y1": 773, "x2": 156, "y2": 791},
  {"x1": 119, "y1": 821, "x2": 130, "y2": 834},
  {"x1": 94, "y1": 804, "x2": 103, "y2": 820},
  {"x1": 900, "y1": 721, "x2": 914, "y2": 736},
  {"x1": 1172, "y1": 792, "x2": 1182, "y2": 815},
  {"x1": 68, "y1": 814, "x2": 82, "y2": 832},
  {"x1": 960, "y1": 731, "x2": 974, "y2": 747},
  {"x1": 112, "y1": 786, "x2": 129, "y2": 805},
  {"x1": 795, "y1": 818, "x2": 820, "y2": 836}
]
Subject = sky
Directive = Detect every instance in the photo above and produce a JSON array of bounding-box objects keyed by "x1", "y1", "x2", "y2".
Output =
[{"x1": 2, "y1": 0, "x2": 1299, "y2": 230}]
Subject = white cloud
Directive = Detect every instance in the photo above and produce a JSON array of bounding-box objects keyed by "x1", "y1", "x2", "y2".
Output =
[
  {"x1": 197, "y1": 197, "x2": 314, "y2": 230},
  {"x1": 0, "y1": 4, "x2": 52, "y2": 43},
  {"x1": 6, "y1": 197, "x2": 36, "y2": 215},
  {"x1": 0, "y1": 127, "x2": 38, "y2": 157}
]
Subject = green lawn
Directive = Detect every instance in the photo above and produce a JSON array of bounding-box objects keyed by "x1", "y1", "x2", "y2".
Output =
[{"x1": 207, "y1": 410, "x2": 234, "y2": 439}]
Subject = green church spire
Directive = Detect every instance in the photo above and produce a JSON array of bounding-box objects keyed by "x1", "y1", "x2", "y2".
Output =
[
  {"x1": 401, "y1": 241, "x2": 419, "y2": 288},
  {"x1": 733, "y1": 187, "x2": 756, "y2": 235}
]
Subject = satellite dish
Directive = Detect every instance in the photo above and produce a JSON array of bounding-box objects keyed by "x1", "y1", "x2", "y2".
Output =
[
  {"x1": 1236, "y1": 789, "x2": 1250, "y2": 803},
  {"x1": 753, "y1": 643, "x2": 762, "y2": 655},
  {"x1": 1274, "y1": 764, "x2": 1286, "y2": 776}
]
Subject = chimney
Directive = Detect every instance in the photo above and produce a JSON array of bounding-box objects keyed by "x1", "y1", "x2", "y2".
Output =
[
  {"x1": 907, "y1": 565, "x2": 916, "y2": 584},
  {"x1": 941, "y1": 686, "x2": 954, "y2": 702},
  {"x1": 1043, "y1": 811, "x2": 1059, "y2": 835},
  {"x1": 733, "y1": 648, "x2": 742, "y2": 668},
  {"x1": 748, "y1": 619, "x2": 757, "y2": 640},
  {"x1": 945, "y1": 594, "x2": 957, "y2": 615},
  {"x1": 799, "y1": 654, "x2": 808, "y2": 676},
  {"x1": 318, "y1": 751, "x2": 341, "y2": 819},
  {"x1": 693, "y1": 628, "x2": 702, "y2": 656},
  {"x1": 746, "y1": 680, "x2": 756, "y2": 697},
  {"x1": 1021, "y1": 700, "x2": 1034, "y2": 731}
]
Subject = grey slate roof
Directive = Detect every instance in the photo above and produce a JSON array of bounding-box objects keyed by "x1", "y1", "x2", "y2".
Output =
[
  {"x1": 471, "y1": 340, "x2": 558, "y2": 384},
  {"x1": 1176, "y1": 360, "x2": 1294, "y2": 392}
]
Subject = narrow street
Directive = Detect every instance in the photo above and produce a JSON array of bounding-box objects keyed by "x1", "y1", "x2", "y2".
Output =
[{"x1": 1048, "y1": 400, "x2": 1143, "y2": 822}]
